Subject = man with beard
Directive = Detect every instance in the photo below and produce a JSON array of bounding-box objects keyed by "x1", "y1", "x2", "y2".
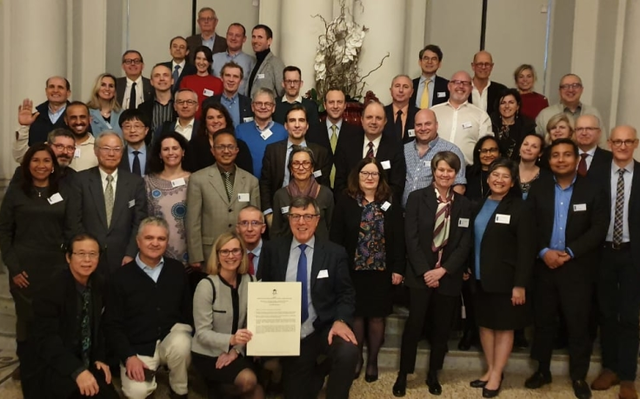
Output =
[{"x1": 61, "y1": 102, "x2": 98, "y2": 172}]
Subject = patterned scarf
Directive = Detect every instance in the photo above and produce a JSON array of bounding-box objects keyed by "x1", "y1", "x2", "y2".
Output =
[
  {"x1": 431, "y1": 185, "x2": 454, "y2": 268},
  {"x1": 286, "y1": 176, "x2": 320, "y2": 198}
]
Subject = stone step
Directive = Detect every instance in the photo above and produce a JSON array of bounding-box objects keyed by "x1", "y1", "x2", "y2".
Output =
[
  {"x1": 0, "y1": 275, "x2": 14, "y2": 317},
  {"x1": 0, "y1": 313, "x2": 16, "y2": 337}
]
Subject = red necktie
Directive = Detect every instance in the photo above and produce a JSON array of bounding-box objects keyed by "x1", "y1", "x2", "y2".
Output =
[
  {"x1": 577, "y1": 153, "x2": 588, "y2": 177},
  {"x1": 248, "y1": 252, "x2": 255, "y2": 275},
  {"x1": 366, "y1": 141, "x2": 375, "y2": 158}
]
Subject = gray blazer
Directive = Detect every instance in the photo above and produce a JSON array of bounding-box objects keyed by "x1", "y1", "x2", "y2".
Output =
[
  {"x1": 250, "y1": 52, "x2": 285, "y2": 98},
  {"x1": 186, "y1": 164, "x2": 260, "y2": 263},
  {"x1": 192, "y1": 274, "x2": 254, "y2": 357}
]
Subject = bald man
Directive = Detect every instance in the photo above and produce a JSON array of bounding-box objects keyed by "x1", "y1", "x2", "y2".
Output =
[
  {"x1": 383, "y1": 75, "x2": 420, "y2": 144},
  {"x1": 469, "y1": 51, "x2": 507, "y2": 115},
  {"x1": 574, "y1": 114, "x2": 612, "y2": 181},
  {"x1": 431, "y1": 71, "x2": 492, "y2": 165}
]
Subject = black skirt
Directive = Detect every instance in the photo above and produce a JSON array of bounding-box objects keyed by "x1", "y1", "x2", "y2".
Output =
[
  {"x1": 473, "y1": 283, "x2": 531, "y2": 330},
  {"x1": 351, "y1": 269, "x2": 393, "y2": 317},
  {"x1": 192, "y1": 351, "x2": 257, "y2": 384}
]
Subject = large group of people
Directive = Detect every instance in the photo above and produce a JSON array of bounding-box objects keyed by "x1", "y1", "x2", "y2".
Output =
[{"x1": 3, "y1": 6, "x2": 640, "y2": 399}]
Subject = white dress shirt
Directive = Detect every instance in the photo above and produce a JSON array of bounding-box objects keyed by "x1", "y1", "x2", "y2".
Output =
[
  {"x1": 99, "y1": 167, "x2": 119, "y2": 197},
  {"x1": 362, "y1": 135, "x2": 383, "y2": 158},
  {"x1": 175, "y1": 118, "x2": 195, "y2": 141},
  {"x1": 123, "y1": 76, "x2": 145, "y2": 109},
  {"x1": 606, "y1": 161, "x2": 634, "y2": 242},
  {"x1": 471, "y1": 80, "x2": 491, "y2": 112}
]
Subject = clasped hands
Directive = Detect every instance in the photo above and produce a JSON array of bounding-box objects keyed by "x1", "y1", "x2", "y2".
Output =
[
  {"x1": 543, "y1": 249, "x2": 570, "y2": 269},
  {"x1": 423, "y1": 267, "x2": 447, "y2": 288}
]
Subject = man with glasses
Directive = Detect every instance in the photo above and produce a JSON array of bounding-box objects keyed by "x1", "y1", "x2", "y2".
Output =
[
  {"x1": 258, "y1": 196, "x2": 358, "y2": 399},
  {"x1": 236, "y1": 205, "x2": 267, "y2": 276},
  {"x1": 431, "y1": 71, "x2": 492, "y2": 165},
  {"x1": 116, "y1": 50, "x2": 153, "y2": 110},
  {"x1": 68, "y1": 131, "x2": 147, "y2": 274},
  {"x1": 186, "y1": 128, "x2": 260, "y2": 269},
  {"x1": 236, "y1": 87, "x2": 288, "y2": 179},
  {"x1": 468, "y1": 51, "x2": 507, "y2": 115},
  {"x1": 410, "y1": 44, "x2": 450, "y2": 109},
  {"x1": 248, "y1": 24, "x2": 285, "y2": 97},
  {"x1": 156, "y1": 89, "x2": 200, "y2": 142},
  {"x1": 186, "y1": 7, "x2": 227, "y2": 65},
  {"x1": 273, "y1": 66, "x2": 320, "y2": 127},
  {"x1": 118, "y1": 109, "x2": 151, "y2": 177},
  {"x1": 203, "y1": 62, "x2": 254, "y2": 127},
  {"x1": 574, "y1": 114, "x2": 612, "y2": 180},
  {"x1": 64, "y1": 101, "x2": 99, "y2": 172},
  {"x1": 212, "y1": 23, "x2": 255, "y2": 96},
  {"x1": 536, "y1": 74, "x2": 605, "y2": 145},
  {"x1": 139, "y1": 64, "x2": 177, "y2": 144}
]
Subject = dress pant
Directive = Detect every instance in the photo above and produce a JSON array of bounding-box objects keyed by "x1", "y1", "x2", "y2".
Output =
[
  {"x1": 530, "y1": 262, "x2": 593, "y2": 380},
  {"x1": 280, "y1": 325, "x2": 359, "y2": 399},
  {"x1": 119, "y1": 324, "x2": 192, "y2": 399},
  {"x1": 598, "y1": 246, "x2": 640, "y2": 381},
  {"x1": 399, "y1": 287, "x2": 457, "y2": 374},
  {"x1": 24, "y1": 361, "x2": 118, "y2": 399}
]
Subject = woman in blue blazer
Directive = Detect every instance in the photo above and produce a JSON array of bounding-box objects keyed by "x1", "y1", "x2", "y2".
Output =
[{"x1": 87, "y1": 73, "x2": 123, "y2": 136}]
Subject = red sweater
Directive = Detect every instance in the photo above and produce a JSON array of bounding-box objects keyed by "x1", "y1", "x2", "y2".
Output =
[
  {"x1": 180, "y1": 74, "x2": 223, "y2": 119},
  {"x1": 520, "y1": 92, "x2": 549, "y2": 120}
]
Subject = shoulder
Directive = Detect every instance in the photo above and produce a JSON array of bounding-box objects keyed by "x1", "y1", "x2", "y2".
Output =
[
  {"x1": 163, "y1": 258, "x2": 187, "y2": 273},
  {"x1": 110, "y1": 261, "x2": 138, "y2": 283},
  {"x1": 236, "y1": 167, "x2": 257, "y2": 181},
  {"x1": 316, "y1": 239, "x2": 347, "y2": 256}
]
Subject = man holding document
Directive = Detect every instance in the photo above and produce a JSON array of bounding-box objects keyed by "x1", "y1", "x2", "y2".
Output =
[{"x1": 257, "y1": 196, "x2": 359, "y2": 399}]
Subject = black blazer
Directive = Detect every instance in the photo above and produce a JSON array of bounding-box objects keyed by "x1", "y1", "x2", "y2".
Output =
[
  {"x1": 258, "y1": 236, "x2": 356, "y2": 328},
  {"x1": 118, "y1": 144, "x2": 151, "y2": 175},
  {"x1": 329, "y1": 193, "x2": 405, "y2": 275},
  {"x1": 587, "y1": 147, "x2": 613, "y2": 182},
  {"x1": 383, "y1": 104, "x2": 420, "y2": 144},
  {"x1": 305, "y1": 121, "x2": 358, "y2": 158},
  {"x1": 410, "y1": 75, "x2": 450, "y2": 108},
  {"x1": 202, "y1": 93, "x2": 254, "y2": 123},
  {"x1": 68, "y1": 167, "x2": 148, "y2": 274},
  {"x1": 404, "y1": 188, "x2": 472, "y2": 295},
  {"x1": 527, "y1": 174, "x2": 609, "y2": 277},
  {"x1": 472, "y1": 195, "x2": 536, "y2": 293},
  {"x1": 468, "y1": 80, "x2": 508, "y2": 115},
  {"x1": 334, "y1": 131, "x2": 406, "y2": 199},
  {"x1": 116, "y1": 77, "x2": 153, "y2": 107},
  {"x1": 186, "y1": 33, "x2": 227, "y2": 64},
  {"x1": 259, "y1": 140, "x2": 332, "y2": 210},
  {"x1": 490, "y1": 113, "x2": 537, "y2": 160},
  {"x1": 189, "y1": 133, "x2": 253, "y2": 175},
  {"x1": 160, "y1": 61, "x2": 197, "y2": 92}
]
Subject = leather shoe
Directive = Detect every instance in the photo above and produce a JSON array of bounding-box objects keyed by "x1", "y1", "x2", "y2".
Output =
[
  {"x1": 525, "y1": 371, "x2": 552, "y2": 389},
  {"x1": 458, "y1": 331, "x2": 472, "y2": 351},
  {"x1": 483, "y1": 382, "x2": 502, "y2": 398},
  {"x1": 590, "y1": 369, "x2": 619, "y2": 390},
  {"x1": 470, "y1": 379, "x2": 488, "y2": 388},
  {"x1": 392, "y1": 373, "x2": 407, "y2": 397},
  {"x1": 572, "y1": 379, "x2": 592, "y2": 399},
  {"x1": 364, "y1": 373, "x2": 378, "y2": 383},
  {"x1": 426, "y1": 375, "x2": 442, "y2": 395},
  {"x1": 619, "y1": 380, "x2": 639, "y2": 399}
]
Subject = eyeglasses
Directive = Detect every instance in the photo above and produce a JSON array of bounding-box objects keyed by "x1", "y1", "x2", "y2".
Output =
[
  {"x1": 421, "y1": 56, "x2": 439, "y2": 63},
  {"x1": 288, "y1": 214, "x2": 318, "y2": 222},
  {"x1": 359, "y1": 171, "x2": 380, "y2": 178},
  {"x1": 479, "y1": 148, "x2": 500, "y2": 154},
  {"x1": 559, "y1": 83, "x2": 582, "y2": 90},
  {"x1": 291, "y1": 161, "x2": 312, "y2": 169},
  {"x1": 199, "y1": 17, "x2": 217, "y2": 22},
  {"x1": 51, "y1": 143, "x2": 76, "y2": 153},
  {"x1": 575, "y1": 127, "x2": 600, "y2": 133},
  {"x1": 121, "y1": 124, "x2": 146, "y2": 131},
  {"x1": 98, "y1": 146, "x2": 123, "y2": 154},
  {"x1": 450, "y1": 80, "x2": 471, "y2": 87},
  {"x1": 284, "y1": 80, "x2": 301, "y2": 86},
  {"x1": 214, "y1": 144, "x2": 237, "y2": 152},
  {"x1": 123, "y1": 59, "x2": 142, "y2": 65},
  {"x1": 610, "y1": 139, "x2": 638, "y2": 147},
  {"x1": 73, "y1": 252, "x2": 99, "y2": 259},
  {"x1": 237, "y1": 220, "x2": 265, "y2": 228},
  {"x1": 176, "y1": 100, "x2": 198, "y2": 106},
  {"x1": 473, "y1": 62, "x2": 493, "y2": 68},
  {"x1": 218, "y1": 248, "x2": 242, "y2": 257},
  {"x1": 253, "y1": 101, "x2": 274, "y2": 108}
]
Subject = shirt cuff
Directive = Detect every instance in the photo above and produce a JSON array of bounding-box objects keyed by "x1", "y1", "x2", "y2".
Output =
[
  {"x1": 539, "y1": 248, "x2": 550, "y2": 259},
  {"x1": 71, "y1": 366, "x2": 88, "y2": 380},
  {"x1": 565, "y1": 247, "x2": 575, "y2": 258},
  {"x1": 263, "y1": 208, "x2": 273, "y2": 215}
]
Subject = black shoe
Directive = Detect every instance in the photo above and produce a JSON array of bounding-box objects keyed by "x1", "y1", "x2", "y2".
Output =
[
  {"x1": 470, "y1": 379, "x2": 488, "y2": 388},
  {"x1": 524, "y1": 371, "x2": 552, "y2": 389},
  {"x1": 426, "y1": 374, "x2": 442, "y2": 396},
  {"x1": 458, "y1": 331, "x2": 472, "y2": 351},
  {"x1": 169, "y1": 388, "x2": 188, "y2": 399},
  {"x1": 392, "y1": 372, "x2": 407, "y2": 397},
  {"x1": 364, "y1": 373, "x2": 378, "y2": 383},
  {"x1": 513, "y1": 330, "x2": 529, "y2": 349},
  {"x1": 572, "y1": 379, "x2": 592, "y2": 399},
  {"x1": 482, "y1": 382, "x2": 502, "y2": 398}
]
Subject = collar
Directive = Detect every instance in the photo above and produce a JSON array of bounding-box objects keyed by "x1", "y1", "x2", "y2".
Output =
[
  {"x1": 366, "y1": 134, "x2": 383, "y2": 148},
  {"x1": 282, "y1": 95, "x2": 303, "y2": 104},
  {"x1": 225, "y1": 49, "x2": 245, "y2": 58},
  {"x1": 126, "y1": 76, "x2": 143, "y2": 86},
  {"x1": 222, "y1": 91, "x2": 239, "y2": 101},
  {"x1": 255, "y1": 48, "x2": 271, "y2": 62},
  {"x1": 98, "y1": 167, "x2": 118, "y2": 182},
  {"x1": 392, "y1": 103, "x2": 409, "y2": 115},
  {"x1": 216, "y1": 163, "x2": 236, "y2": 175},
  {"x1": 472, "y1": 80, "x2": 491, "y2": 90},
  {"x1": 612, "y1": 160, "x2": 635, "y2": 174},
  {"x1": 446, "y1": 100, "x2": 469, "y2": 109},
  {"x1": 326, "y1": 118, "x2": 343, "y2": 131},
  {"x1": 579, "y1": 147, "x2": 597, "y2": 157},
  {"x1": 413, "y1": 135, "x2": 439, "y2": 151},
  {"x1": 135, "y1": 253, "x2": 165, "y2": 270},
  {"x1": 127, "y1": 144, "x2": 147, "y2": 155},
  {"x1": 419, "y1": 75, "x2": 435, "y2": 85},
  {"x1": 291, "y1": 236, "x2": 315, "y2": 251},
  {"x1": 254, "y1": 120, "x2": 274, "y2": 132},
  {"x1": 562, "y1": 102, "x2": 583, "y2": 113},
  {"x1": 287, "y1": 139, "x2": 306, "y2": 148},
  {"x1": 176, "y1": 118, "x2": 195, "y2": 128},
  {"x1": 249, "y1": 239, "x2": 263, "y2": 256},
  {"x1": 553, "y1": 174, "x2": 578, "y2": 190},
  {"x1": 172, "y1": 60, "x2": 186, "y2": 70}
]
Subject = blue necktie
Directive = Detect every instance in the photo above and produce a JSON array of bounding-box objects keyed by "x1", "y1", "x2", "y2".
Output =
[
  {"x1": 172, "y1": 65, "x2": 180, "y2": 91},
  {"x1": 297, "y1": 244, "x2": 309, "y2": 322}
]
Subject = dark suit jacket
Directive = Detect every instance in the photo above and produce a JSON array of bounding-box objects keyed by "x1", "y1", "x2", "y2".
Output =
[
  {"x1": 155, "y1": 119, "x2": 200, "y2": 143},
  {"x1": 468, "y1": 80, "x2": 508, "y2": 115},
  {"x1": 259, "y1": 140, "x2": 332, "y2": 210},
  {"x1": 273, "y1": 97, "x2": 321, "y2": 127},
  {"x1": 186, "y1": 33, "x2": 227, "y2": 64},
  {"x1": 118, "y1": 144, "x2": 151, "y2": 176},
  {"x1": 116, "y1": 77, "x2": 153, "y2": 107},
  {"x1": 527, "y1": 174, "x2": 609, "y2": 278},
  {"x1": 305, "y1": 121, "x2": 359, "y2": 158},
  {"x1": 68, "y1": 167, "x2": 148, "y2": 274},
  {"x1": 410, "y1": 75, "x2": 450, "y2": 108},
  {"x1": 586, "y1": 147, "x2": 613, "y2": 182},
  {"x1": 404, "y1": 188, "x2": 472, "y2": 295},
  {"x1": 383, "y1": 104, "x2": 420, "y2": 144},
  {"x1": 472, "y1": 195, "x2": 536, "y2": 293},
  {"x1": 202, "y1": 93, "x2": 254, "y2": 124},
  {"x1": 160, "y1": 61, "x2": 197, "y2": 92},
  {"x1": 258, "y1": 236, "x2": 356, "y2": 328},
  {"x1": 334, "y1": 131, "x2": 406, "y2": 199}
]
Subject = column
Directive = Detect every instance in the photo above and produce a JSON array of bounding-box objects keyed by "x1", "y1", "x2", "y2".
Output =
[
  {"x1": 258, "y1": 0, "x2": 283, "y2": 55},
  {"x1": 404, "y1": 0, "x2": 428, "y2": 79}
]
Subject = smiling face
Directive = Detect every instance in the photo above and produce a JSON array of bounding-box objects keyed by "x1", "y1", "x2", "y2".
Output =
[
  {"x1": 609, "y1": 126, "x2": 639, "y2": 164},
  {"x1": 290, "y1": 151, "x2": 313, "y2": 182},
  {"x1": 98, "y1": 76, "x2": 116, "y2": 101},
  {"x1": 361, "y1": 102, "x2": 386, "y2": 138},
  {"x1": 498, "y1": 94, "x2": 519, "y2": 119},
  {"x1": 174, "y1": 90, "x2": 198, "y2": 119},
  {"x1": 414, "y1": 109, "x2": 438, "y2": 144},
  {"x1": 324, "y1": 90, "x2": 346, "y2": 122},
  {"x1": 487, "y1": 166, "x2": 514, "y2": 197},
  {"x1": 170, "y1": 37, "x2": 188, "y2": 62},
  {"x1": 288, "y1": 204, "x2": 319, "y2": 244},
  {"x1": 160, "y1": 137, "x2": 184, "y2": 168},
  {"x1": 479, "y1": 138, "x2": 500, "y2": 168},
  {"x1": 471, "y1": 51, "x2": 494, "y2": 80},
  {"x1": 205, "y1": 108, "x2": 228, "y2": 133},
  {"x1": 516, "y1": 68, "x2": 534, "y2": 92},
  {"x1": 358, "y1": 162, "x2": 380, "y2": 192},
  {"x1": 212, "y1": 132, "x2": 238, "y2": 167},
  {"x1": 433, "y1": 160, "x2": 456, "y2": 191},
  {"x1": 45, "y1": 77, "x2": 71, "y2": 106},
  {"x1": 67, "y1": 238, "x2": 100, "y2": 284},
  {"x1": 549, "y1": 143, "x2": 579, "y2": 177},
  {"x1": 121, "y1": 118, "x2": 149, "y2": 146},
  {"x1": 549, "y1": 120, "x2": 572, "y2": 140},
  {"x1": 559, "y1": 75, "x2": 583, "y2": 106},
  {"x1": 574, "y1": 114, "x2": 601, "y2": 150},
  {"x1": 447, "y1": 71, "x2": 472, "y2": 105},
  {"x1": 194, "y1": 51, "x2": 211, "y2": 74},
  {"x1": 251, "y1": 92, "x2": 275, "y2": 122},
  {"x1": 222, "y1": 66, "x2": 242, "y2": 94},
  {"x1": 420, "y1": 50, "x2": 441, "y2": 76},
  {"x1": 136, "y1": 224, "x2": 169, "y2": 264},
  {"x1": 390, "y1": 76, "x2": 413, "y2": 104},
  {"x1": 251, "y1": 28, "x2": 272, "y2": 53},
  {"x1": 49, "y1": 135, "x2": 76, "y2": 168},
  {"x1": 122, "y1": 52, "x2": 144, "y2": 80},
  {"x1": 285, "y1": 109, "x2": 308, "y2": 142},
  {"x1": 519, "y1": 135, "x2": 543, "y2": 162},
  {"x1": 226, "y1": 24, "x2": 246, "y2": 52},
  {"x1": 29, "y1": 150, "x2": 54, "y2": 184},
  {"x1": 95, "y1": 134, "x2": 123, "y2": 172},
  {"x1": 64, "y1": 104, "x2": 90, "y2": 138},
  {"x1": 217, "y1": 238, "x2": 242, "y2": 273},
  {"x1": 150, "y1": 65, "x2": 173, "y2": 92}
]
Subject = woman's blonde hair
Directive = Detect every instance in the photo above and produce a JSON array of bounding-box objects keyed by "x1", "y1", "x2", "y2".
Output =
[
  {"x1": 206, "y1": 232, "x2": 249, "y2": 276},
  {"x1": 544, "y1": 112, "x2": 575, "y2": 145},
  {"x1": 86, "y1": 73, "x2": 122, "y2": 112}
]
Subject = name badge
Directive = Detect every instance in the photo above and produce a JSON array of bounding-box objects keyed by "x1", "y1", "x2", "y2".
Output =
[
  {"x1": 495, "y1": 214, "x2": 511, "y2": 224},
  {"x1": 243, "y1": 116, "x2": 254, "y2": 123},
  {"x1": 74, "y1": 148, "x2": 81, "y2": 158},
  {"x1": 260, "y1": 129, "x2": 273, "y2": 141},
  {"x1": 128, "y1": 199, "x2": 136, "y2": 208},
  {"x1": 313, "y1": 170, "x2": 322, "y2": 178},
  {"x1": 281, "y1": 206, "x2": 290, "y2": 214},
  {"x1": 47, "y1": 193, "x2": 63, "y2": 205},
  {"x1": 573, "y1": 203, "x2": 587, "y2": 212},
  {"x1": 407, "y1": 129, "x2": 415, "y2": 137},
  {"x1": 171, "y1": 177, "x2": 186, "y2": 187},
  {"x1": 462, "y1": 122, "x2": 473, "y2": 129},
  {"x1": 257, "y1": 73, "x2": 265, "y2": 79},
  {"x1": 238, "y1": 193, "x2": 250, "y2": 202},
  {"x1": 381, "y1": 160, "x2": 391, "y2": 170},
  {"x1": 381, "y1": 201, "x2": 391, "y2": 211},
  {"x1": 458, "y1": 218, "x2": 469, "y2": 228},
  {"x1": 437, "y1": 92, "x2": 446, "y2": 98},
  {"x1": 317, "y1": 269, "x2": 329, "y2": 279},
  {"x1": 203, "y1": 88, "x2": 214, "y2": 97}
]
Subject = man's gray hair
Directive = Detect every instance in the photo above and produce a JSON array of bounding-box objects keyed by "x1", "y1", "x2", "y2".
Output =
[
  {"x1": 253, "y1": 87, "x2": 275, "y2": 102},
  {"x1": 137, "y1": 216, "x2": 170, "y2": 238},
  {"x1": 94, "y1": 131, "x2": 124, "y2": 149},
  {"x1": 289, "y1": 196, "x2": 320, "y2": 215}
]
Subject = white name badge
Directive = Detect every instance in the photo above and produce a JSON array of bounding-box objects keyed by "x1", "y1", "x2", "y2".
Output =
[
  {"x1": 203, "y1": 88, "x2": 214, "y2": 97},
  {"x1": 495, "y1": 214, "x2": 511, "y2": 224},
  {"x1": 381, "y1": 160, "x2": 391, "y2": 170},
  {"x1": 407, "y1": 129, "x2": 416, "y2": 137},
  {"x1": 74, "y1": 148, "x2": 81, "y2": 158},
  {"x1": 437, "y1": 92, "x2": 446, "y2": 98},
  {"x1": 47, "y1": 193, "x2": 63, "y2": 205},
  {"x1": 462, "y1": 122, "x2": 473, "y2": 129},
  {"x1": 313, "y1": 170, "x2": 322, "y2": 178},
  {"x1": 243, "y1": 116, "x2": 254, "y2": 123},
  {"x1": 128, "y1": 199, "x2": 136, "y2": 208},
  {"x1": 281, "y1": 206, "x2": 290, "y2": 214},
  {"x1": 260, "y1": 129, "x2": 273, "y2": 141},
  {"x1": 573, "y1": 203, "x2": 587, "y2": 212},
  {"x1": 257, "y1": 73, "x2": 265, "y2": 79},
  {"x1": 317, "y1": 269, "x2": 329, "y2": 279},
  {"x1": 238, "y1": 193, "x2": 250, "y2": 202},
  {"x1": 458, "y1": 218, "x2": 469, "y2": 228},
  {"x1": 171, "y1": 177, "x2": 186, "y2": 187},
  {"x1": 381, "y1": 201, "x2": 391, "y2": 211}
]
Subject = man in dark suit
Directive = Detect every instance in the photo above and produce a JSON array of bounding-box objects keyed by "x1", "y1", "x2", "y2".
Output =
[
  {"x1": 575, "y1": 114, "x2": 613, "y2": 180},
  {"x1": 116, "y1": 50, "x2": 153, "y2": 110},
  {"x1": 186, "y1": 7, "x2": 227, "y2": 64},
  {"x1": 68, "y1": 131, "x2": 148, "y2": 275},
  {"x1": 334, "y1": 101, "x2": 406, "y2": 199},
  {"x1": 591, "y1": 126, "x2": 640, "y2": 399},
  {"x1": 138, "y1": 64, "x2": 176, "y2": 143},
  {"x1": 273, "y1": 66, "x2": 320, "y2": 127},
  {"x1": 202, "y1": 61, "x2": 254, "y2": 127},
  {"x1": 258, "y1": 196, "x2": 359, "y2": 399},
  {"x1": 118, "y1": 108, "x2": 151, "y2": 177},
  {"x1": 410, "y1": 44, "x2": 450, "y2": 109},
  {"x1": 236, "y1": 205, "x2": 266, "y2": 276},
  {"x1": 384, "y1": 75, "x2": 420, "y2": 144},
  {"x1": 155, "y1": 89, "x2": 199, "y2": 144},
  {"x1": 160, "y1": 36, "x2": 197, "y2": 93},
  {"x1": 525, "y1": 138, "x2": 609, "y2": 399},
  {"x1": 25, "y1": 233, "x2": 118, "y2": 399},
  {"x1": 469, "y1": 51, "x2": 507, "y2": 115},
  {"x1": 260, "y1": 105, "x2": 331, "y2": 225}
]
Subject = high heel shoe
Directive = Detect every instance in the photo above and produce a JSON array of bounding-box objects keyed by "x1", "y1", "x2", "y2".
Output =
[
  {"x1": 364, "y1": 373, "x2": 378, "y2": 383},
  {"x1": 470, "y1": 379, "x2": 488, "y2": 388}
]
